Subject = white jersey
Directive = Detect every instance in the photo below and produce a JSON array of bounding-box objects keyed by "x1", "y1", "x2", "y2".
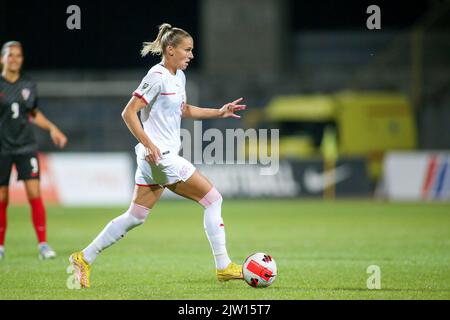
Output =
[{"x1": 133, "y1": 63, "x2": 186, "y2": 154}]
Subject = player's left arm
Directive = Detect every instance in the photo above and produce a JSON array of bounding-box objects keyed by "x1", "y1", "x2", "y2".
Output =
[
  {"x1": 30, "y1": 109, "x2": 68, "y2": 149},
  {"x1": 182, "y1": 97, "x2": 246, "y2": 120}
]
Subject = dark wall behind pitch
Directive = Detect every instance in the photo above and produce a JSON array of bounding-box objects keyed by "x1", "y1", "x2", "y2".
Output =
[
  {"x1": 0, "y1": 0, "x2": 200, "y2": 70},
  {"x1": 0, "y1": 0, "x2": 430, "y2": 71}
]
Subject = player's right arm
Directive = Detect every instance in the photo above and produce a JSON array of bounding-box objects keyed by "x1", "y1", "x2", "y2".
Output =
[
  {"x1": 31, "y1": 110, "x2": 68, "y2": 148},
  {"x1": 123, "y1": 71, "x2": 163, "y2": 164},
  {"x1": 121, "y1": 97, "x2": 161, "y2": 164}
]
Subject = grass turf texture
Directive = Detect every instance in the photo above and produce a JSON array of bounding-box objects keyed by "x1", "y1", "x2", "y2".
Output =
[{"x1": 0, "y1": 200, "x2": 449, "y2": 300}]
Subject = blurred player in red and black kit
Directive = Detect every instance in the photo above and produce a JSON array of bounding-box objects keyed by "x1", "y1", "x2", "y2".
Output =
[{"x1": 0, "y1": 41, "x2": 68, "y2": 260}]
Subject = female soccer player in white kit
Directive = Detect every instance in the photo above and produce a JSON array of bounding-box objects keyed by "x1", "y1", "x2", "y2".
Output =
[{"x1": 69, "y1": 23, "x2": 246, "y2": 288}]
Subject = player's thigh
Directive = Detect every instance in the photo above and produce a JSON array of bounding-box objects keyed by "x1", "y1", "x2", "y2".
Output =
[
  {"x1": 132, "y1": 184, "x2": 165, "y2": 209},
  {"x1": 24, "y1": 179, "x2": 41, "y2": 199},
  {"x1": 166, "y1": 170, "x2": 213, "y2": 202}
]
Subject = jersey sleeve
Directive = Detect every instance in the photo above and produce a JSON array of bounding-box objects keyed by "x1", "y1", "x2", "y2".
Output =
[{"x1": 133, "y1": 72, "x2": 162, "y2": 105}]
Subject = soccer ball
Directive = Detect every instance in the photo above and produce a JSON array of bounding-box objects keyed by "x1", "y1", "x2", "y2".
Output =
[{"x1": 242, "y1": 252, "x2": 277, "y2": 288}]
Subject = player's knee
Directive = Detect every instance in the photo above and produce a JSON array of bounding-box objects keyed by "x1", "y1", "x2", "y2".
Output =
[
  {"x1": 111, "y1": 205, "x2": 149, "y2": 235},
  {"x1": 0, "y1": 187, "x2": 8, "y2": 203},
  {"x1": 128, "y1": 202, "x2": 150, "y2": 225},
  {"x1": 199, "y1": 187, "x2": 223, "y2": 209},
  {"x1": 25, "y1": 190, "x2": 41, "y2": 201}
]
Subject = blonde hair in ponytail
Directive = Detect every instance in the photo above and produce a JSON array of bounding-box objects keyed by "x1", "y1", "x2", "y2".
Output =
[{"x1": 141, "y1": 23, "x2": 191, "y2": 57}]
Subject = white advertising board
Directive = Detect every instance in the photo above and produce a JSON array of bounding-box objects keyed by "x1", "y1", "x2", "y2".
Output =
[{"x1": 383, "y1": 152, "x2": 450, "y2": 201}]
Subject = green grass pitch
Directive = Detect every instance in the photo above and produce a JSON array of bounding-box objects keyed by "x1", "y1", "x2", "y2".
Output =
[{"x1": 0, "y1": 199, "x2": 449, "y2": 299}]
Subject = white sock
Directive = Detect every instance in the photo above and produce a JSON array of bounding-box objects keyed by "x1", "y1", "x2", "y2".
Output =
[
  {"x1": 82, "y1": 203, "x2": 149, "y2": 265},
  {"x1": 200, "y1": 188, "x2": 231, "y2": 270}
]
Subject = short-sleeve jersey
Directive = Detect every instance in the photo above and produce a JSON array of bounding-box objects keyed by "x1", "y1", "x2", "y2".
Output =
[
  {"x1": 133, "y1": 64, "x2": 186, "y2": 154},
  {"x1": 0, "y1": 75, "x2": 38, "y2": 155}
]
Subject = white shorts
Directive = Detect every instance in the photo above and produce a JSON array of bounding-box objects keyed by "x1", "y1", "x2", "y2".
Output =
[{"x1": 134, "y1": 144, "x2": 196, "y2": 186}]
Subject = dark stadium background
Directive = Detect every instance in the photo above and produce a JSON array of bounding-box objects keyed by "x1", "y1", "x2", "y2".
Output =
[{"x1": 1, "y1": 0, "x2": 431, "y2": 70}]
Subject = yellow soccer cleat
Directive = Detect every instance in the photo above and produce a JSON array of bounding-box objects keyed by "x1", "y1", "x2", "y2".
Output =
[
  {"x1": 69, "y1": 252, "x2": 91, "y2": 288},
  {"x1": 216, "y1": 262, "x2": 244, "y2": 281}
]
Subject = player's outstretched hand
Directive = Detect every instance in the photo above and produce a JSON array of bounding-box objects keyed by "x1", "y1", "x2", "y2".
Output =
[
  {"x1": 220, "y1": 97, "x2": 247, "y2": 119},
  {"x1": 50, "y1": 127, "x2": 68, "y2": 149}
]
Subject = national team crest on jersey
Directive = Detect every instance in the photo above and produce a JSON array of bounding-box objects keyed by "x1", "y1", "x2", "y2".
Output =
[{"x1": 21, "y1": 88, "x2": 31, "y2": 101}]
